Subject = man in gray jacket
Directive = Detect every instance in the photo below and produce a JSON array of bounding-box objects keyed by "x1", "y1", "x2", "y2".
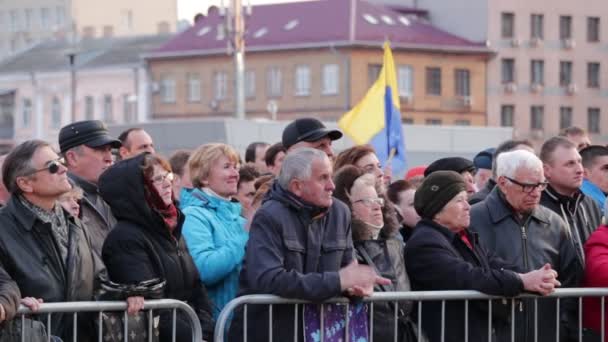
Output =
[
  {"x1": 470, "y1": 149, "x2": 580, "y2": 342},
  {"x1": 59, "y1": 120, "x2": 121, "y2": 258},
  {"x1": 231, "y1": 148, "x2": 389, "y2": 342}
]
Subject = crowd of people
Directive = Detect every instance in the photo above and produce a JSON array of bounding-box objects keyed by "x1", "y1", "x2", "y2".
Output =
[{"x1": 0, "y1": 117, "x2": 606, "y2": 341}]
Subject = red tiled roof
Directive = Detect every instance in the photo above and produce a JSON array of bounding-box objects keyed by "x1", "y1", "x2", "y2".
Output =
[{"x1": 149, "y1": 0, "x2": 488, "y2": 58}]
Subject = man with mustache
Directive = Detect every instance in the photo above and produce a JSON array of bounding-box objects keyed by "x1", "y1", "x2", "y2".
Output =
[{"x1": 59, "y1": 120, "x2": 121, "y2": 258}]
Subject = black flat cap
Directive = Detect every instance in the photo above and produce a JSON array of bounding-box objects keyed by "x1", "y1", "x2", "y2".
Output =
[
  {"x1": 59, "y1": 120, "x2": 121, "y2": 154},
  {"x1": 424, "y1": 157, "x2": 475, "y2": 177},
  {"x1": 282, "y1": 118, "x2": 342, "y2": 150}
]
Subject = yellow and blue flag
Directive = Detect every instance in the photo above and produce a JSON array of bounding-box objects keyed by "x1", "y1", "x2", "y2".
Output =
[{"x1": 338, "y1": 41, "x2": 407, "y2": 175}]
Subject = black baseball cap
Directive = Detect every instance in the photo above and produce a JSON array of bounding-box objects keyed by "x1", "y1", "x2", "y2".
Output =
[
  {"x1": 282, "y1": 118, "x2": 342, "y2": 150},
  {"x1": 59, "y1": 120, "x2": 121, "y2": 154}
]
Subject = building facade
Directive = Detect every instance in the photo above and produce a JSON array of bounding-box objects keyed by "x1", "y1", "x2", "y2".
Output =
[
  {"x1": 145, "y1": 0, "x2": 491, "y2": 126},
  {"x1": 0, "y1": 0, "x2": 177, "y2": 60},
  {"x1": 415, "y1": 0, "x2": 608, "y2": 142},
  {"x1": 0, "y1": 35, "x2": 168, "y2": 145}
]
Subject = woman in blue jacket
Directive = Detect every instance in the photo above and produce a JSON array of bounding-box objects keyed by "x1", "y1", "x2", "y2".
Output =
[{"x1": 181, "y1": 143, "x2": 248, "y2": 318}]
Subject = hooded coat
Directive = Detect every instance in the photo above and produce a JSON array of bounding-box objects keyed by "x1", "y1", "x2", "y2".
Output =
[{"x1": 99, "y1": 154, "x2": 215, "y2": 341}]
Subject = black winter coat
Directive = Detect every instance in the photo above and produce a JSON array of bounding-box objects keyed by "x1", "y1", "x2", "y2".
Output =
[
  {"x1": 229, "y1": 183, "x2": 353, "y2": 342},
  {"x1": 540, "y1": 185, "x2": 601, "y2": 268},
  {"x1": 470, "y1": 187, "x2": 581, "y2": 342},
  {"x1": 404, "y1": 219, "x2": 524, "y2": 342},
  {"x1": 0, "y1": 196, "x2": 103, "y2": 341},
  {"x1": 99, "y1": 154, "x2": 215, "y2": 342}
]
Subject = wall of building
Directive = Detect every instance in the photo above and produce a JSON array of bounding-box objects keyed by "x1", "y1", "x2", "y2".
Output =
[{"x1": 72, "y1": 0, "x2": 177, "y2": 38}]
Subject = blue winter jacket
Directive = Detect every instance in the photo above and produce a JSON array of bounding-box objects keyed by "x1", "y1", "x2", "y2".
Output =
[
  {"x1": 180, "y1": 188, "x2": 248, "y2": 318},
  {"x1": 581, "y1": 178, "x2": 606, "y2": 212}
]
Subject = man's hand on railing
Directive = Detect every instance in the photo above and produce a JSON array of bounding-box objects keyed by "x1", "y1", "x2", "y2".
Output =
[
  {"x1": 519, "y1": 263, "x2": 561, "y2": 296},
  {"x1": 126, "y1": 296, "x2": 145, "y2": 315},
  {"x1": 339, "y1": 260, "x2": 391, "y2": 297},
  {"x1": 20, "y1": 297, "x2": 43, "y2": 312}
]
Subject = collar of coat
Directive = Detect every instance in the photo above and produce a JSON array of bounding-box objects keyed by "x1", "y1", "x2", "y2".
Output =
[
  {"x1": 418, "y1": 218, "x2": 479, "y2": 246},
  {"x1": 543, "y1": 184, "x2": 584, "y2": 213},
  {"x1": 68, "y1": 172, "x2": 99, "y2": 196},
  {"x1": 6, "y1": 195, "x2": 76, "y2": 232},
  {"x1": 485, "y1": 187, "x2": 550, "y2": 225}
]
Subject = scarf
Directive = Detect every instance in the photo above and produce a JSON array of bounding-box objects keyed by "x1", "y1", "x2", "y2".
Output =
[{"x1": 143, "y1": 177, "x2": 178, "y2": 231}]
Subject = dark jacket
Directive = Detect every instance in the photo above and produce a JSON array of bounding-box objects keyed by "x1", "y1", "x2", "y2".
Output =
[
  {"x1": 469, "y1": 178, "x2": 496, "y2": 205},
  {"x1": 0, "y1": 264, "x2": 20, "y2": 322},
  {"x1": 230, "y1": 182, "x2": 353, "y2": 342},
  {"x1": 540, "y1": 185, "x2": 601, "y2": 268},
  {"x1": 352, "y1": 219, "x2": 415, "y2": 342},
  {"x1": 470, "y1": 187, "x2": 581, "y2": 342},
  {"x1": 99, "y1": 154, "x2": 215, "y2": 342},
  {"x1": 405, "y1": 218, "x2": 523, "y2": 342},
  {"x1": 70, "y1": 173, "x2": 117, "y2": 259},
  {"x1": 0, "y1": 196, "x2": 103, "y2": 341}
]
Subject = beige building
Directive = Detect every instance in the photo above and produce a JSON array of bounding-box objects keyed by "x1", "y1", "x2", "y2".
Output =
[
  {"x1": 0, "y1": 0, "x2": 177, "y2": 60},
  {"x1": 411, "y1": 0, "x2": 608, "y2": 143}
]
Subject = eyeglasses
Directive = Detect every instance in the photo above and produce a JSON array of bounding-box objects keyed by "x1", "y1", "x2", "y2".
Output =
[
  {"x1": 353, "y1": 197, "x2": 385, "y2": 207},
  {"x1": 151, "y1": 172, "x2": 174, "y2": 185},
  {"x1": 505, "y1": 176, "x2": 548, "y2": 194},
  {"x1": 25, "y1": 157, "x2": 65, "y2": 176}
]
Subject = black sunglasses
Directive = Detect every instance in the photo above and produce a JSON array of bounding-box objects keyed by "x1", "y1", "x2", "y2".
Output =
[
  {"x1": 505, "y1": 176, "x2": 548, "y2": 194},
  {"x1": 25, "y1": 157, "x2": 65, "y2": 176}
]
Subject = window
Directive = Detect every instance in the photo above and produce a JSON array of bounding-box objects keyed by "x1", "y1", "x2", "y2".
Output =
[
  {"x1": 322, "y1": 64, "x2": 339, "y2": 95},
  {"x1": 531, "y1": 14, "x2": 544, "y2": 39},
  {"x1": 454, "y1": 120, "x2": 471, "y2": 126},
  {"x1": 214, "y1": 71, "x2": 227, "y2": 100},
  {"x1": 426, "y1": 67, "x2": 441, "y2": 95},
  {"x1": 103, "y1": 25, "x2": 114, "y2": 37},
  {"x1": 454, "y1": 69, "x2": 470, "y2": 96},
  {"x1": 501, "y1": 59, "x2": 515, "y2": 83},
  {"x1": 559, "y1": 61, "x2": 573, "y2": 86},
  {"x1": 56, "y1": 7, "x2": 65, "y2": 26},
  {"x1": 103, "y1": 95, "x2": 113, "y2": 122},
  {"x1": 294, "y1": 65, "x2": 311, "y2": 96},
  {"x1": 397, "y1": 65, "x2": 413, "y2": 98},
  {"x1": 51, "y1": 97, "x2": 61, "y2": 128},
  {"x1": 85, "y1": 96, "x2": 94, "y2": 119},
  {"x1": 531, "y1": 60, "x2": 544, "y2": 85},
  {"x1": 123, "y1": 94, "x2": 135, "y2": 123},
  {"x1": 501, "y1": 12, "x2": 515, "y2": 38},
  {"x1": 560, "y1": 15, "x2": 572, "y2": 40},
  {"x1": 588, "y1": 108, "x2": 600, "y2": 133},
  {"x1": 530, "y1": 106, "x2": 544, "y2": 130},
  {"x1": 267, "y1": 67, "x2": 282, "y2": 97},
  {"x1": 403, "y1": 118, "x2": 414, "y2": 124},
  {"x1": 425, "y1": 118, "x2": 442, "y2": 125},
  {"x1": 9, "y1": 10, "x2": 18, "y2": 32},
  {"x1": 40, "y1": 8, "x2": 50, "y2": 29},
  {"x1": 560, "y1": 107, "x2": 572, "y2": 129},
  {"x1": 368, "y1": 64, "x2": 381, "y2": 86},
  {"x1": 245, "y1": 70, "x2": 255, "y2": 99},
  {"x1": 588, "y1": 62, "x2": 600, "y2": 88},
  {"x1": 588, "y1": 17, "x2": 600, "y2": 42},
  {"x1": 187, "y1": 73, "x2": 201, "y2": 102},
  {"x1": 501, "y1": 105, "x2": 514, "y2": 127},
  {"x1": 22, "y1": 98, "x2": 32, "y2": 128},
  {"x1": 160, "y1": 75, "x2": 176, "y2": 103},
  {"x1": 25, "y1": 9, "x2": 34, "y2": 29}
]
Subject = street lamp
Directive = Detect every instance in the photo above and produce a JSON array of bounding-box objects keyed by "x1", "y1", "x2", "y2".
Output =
[{"x1": 66, "y1": 48, "x2": 77, "y2": 122}]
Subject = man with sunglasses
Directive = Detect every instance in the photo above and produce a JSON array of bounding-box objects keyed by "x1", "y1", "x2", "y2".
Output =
[
  {"x1": 0, "y1": 140, "x2": 103, "y2": 341},
  {"x1": 59, "y1": 120, "x2": 121, "y2": 258},
  {"x1": 470, "y1": 149, "x2": 579, "y2": 342}
]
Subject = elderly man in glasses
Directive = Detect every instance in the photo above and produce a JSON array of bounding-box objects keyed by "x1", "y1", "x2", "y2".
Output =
[
  {"x1": 0, "y1": 140, "x2": 104, "y2": 341},
  {"x1": 469, "y1": 149, "x2": 580, "y2": 342},
  {"x1": 59, "y1": 120, "x2": 121, "y2": 258}
]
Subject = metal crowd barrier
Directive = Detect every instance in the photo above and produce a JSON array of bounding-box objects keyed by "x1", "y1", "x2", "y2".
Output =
[
  {"x1": 12, "y1": 299, "x2": 202, "y2": 342},
  {"x1": 215, "y1": 288, "x2": 608, "y2": 342}
]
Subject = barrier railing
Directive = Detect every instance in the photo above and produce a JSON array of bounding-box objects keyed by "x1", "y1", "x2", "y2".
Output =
[
  {"x1": 215, "y1": 288, "x2": 608, "y2": 342},
  {"x1": 12, "y1": 299, "x2": 202, "y2": 342}
]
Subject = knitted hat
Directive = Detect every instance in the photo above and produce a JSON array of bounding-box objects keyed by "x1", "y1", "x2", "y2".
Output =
[
  {"x1": 473, "y1": 148, "x2": 496, "y2": 170},
  {"x1": 424, "y1": 157, "x2": 475, "y2": 177},
  {"x1": 414, "y1": 170, "x2": 466, "y2": 219},
  {"x1": 405, "y1": 165, "x2": 427, "y2": 180}
]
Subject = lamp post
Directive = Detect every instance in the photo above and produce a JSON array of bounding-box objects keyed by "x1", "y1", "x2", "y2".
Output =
[{"x1": 67, "y1": 51, "x2": 77, "y2": 122}]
